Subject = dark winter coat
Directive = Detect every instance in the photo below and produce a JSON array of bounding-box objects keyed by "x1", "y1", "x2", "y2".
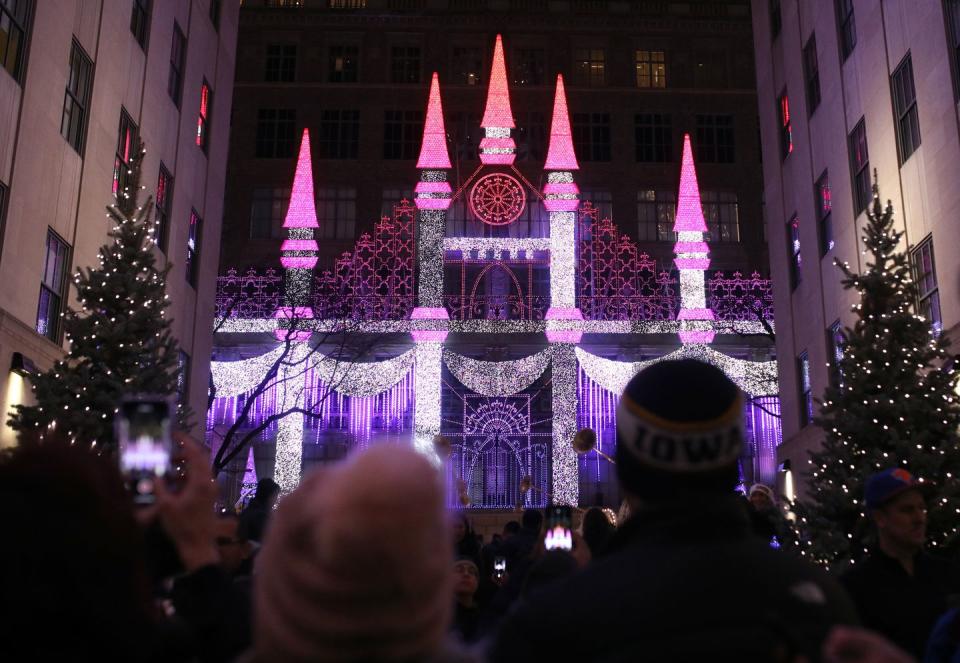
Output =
[
  {"x1": 490, "y1": 496, "x2": 858, "y2": 663},
  {"x1": 842, "y1": 549, "x2": 960, "y2": 659}
]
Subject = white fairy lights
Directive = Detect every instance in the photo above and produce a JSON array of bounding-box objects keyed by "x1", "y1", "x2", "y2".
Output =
[
  {"x1": 548, "y1": 211, "x2": 577, "y2": 311},
  {"x1": 418, "y1": 210, "x2": 446, "y2": 307},
  {"x1": 211, "y1": 346, "x2": 287, "y2": 398},
  {"x1": 442, "y1": 237, "x2": 550, "y2": 260},
  {"x1": 413, "y1": 342, "x2": 443, "y2": 464},
  {"x1": 443, "y1": 348, "x2": 552, "y2": 396},
  {"x1": 275, "y1": 343, "x2": 310, "y2": 494},
  {"x1": 310, "y1": 348, "x2": 416, "y2": 397},
  {"x1": 551, "y1": 343, "x2": 579, "y2": 506}
]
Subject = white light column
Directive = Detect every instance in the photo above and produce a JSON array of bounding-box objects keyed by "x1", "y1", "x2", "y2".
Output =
[{"x1": 275, "y1": 342, "x2": 309, "y2": 493}]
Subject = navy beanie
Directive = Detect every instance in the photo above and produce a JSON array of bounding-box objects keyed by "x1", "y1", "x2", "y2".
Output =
[{"x1": 615, "y1": 359, "x2": 744, "y2": 500}]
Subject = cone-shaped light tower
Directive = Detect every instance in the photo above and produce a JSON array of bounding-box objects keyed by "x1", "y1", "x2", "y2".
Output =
[
  {"x1": 479, "y1": 35, "x2": 516, "y2": 165},
  {"x1": 543, "y1": 74, "x2": 579, "y2": 173},
  {"x1": 415, "y1": 72, "x2": 453, "y2": 212},
  {"x1": 673, "y1": 133, "x2": 715, "y2": 344}
]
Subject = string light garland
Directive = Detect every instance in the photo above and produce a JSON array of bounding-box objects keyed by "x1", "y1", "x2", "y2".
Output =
[
  {"x1": 443, "y1": 348, "x2": 552, "y2": 396},
  {"x1": 211, "y1": 346, "x2": 287, "y2": 398},
  {"x1": 442, "y1": 237, "x2": 550, "y2": 259},
  {"x1": 309, "y1": 348, "x2": 416, "y2": 397},
  {"x1": 551, "y1": 343, "x2": 579, "y2": 506}
]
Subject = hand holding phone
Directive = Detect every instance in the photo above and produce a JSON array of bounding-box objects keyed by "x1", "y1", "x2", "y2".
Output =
[
  {"x1": 544, "y1": 505, "x2": 573, "y2": 551},
  {"x1": 116, "y1": 397, "x2": 173, "y2": 504}
]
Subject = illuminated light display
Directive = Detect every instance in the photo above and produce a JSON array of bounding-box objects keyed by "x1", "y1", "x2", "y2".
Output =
[
  {"x1": 443, "y1": 237, "x2": 550, "y2": 259},
  {"x1": 275, "y1": 343, "x2": 310, "y2": 493},
  {"x1": 417, "y1": 210, "x2": 446, "y2": 308},
  {"x1": 469, "y1": 173, "x2": 526, "y2": 226},
  {"x1": 544, "y1": 74, "x2": 579, "y2": 171},
  {"x1": 410, "y1": 306, "x2": 449, "y2": 342},
  {"x1": 443, "y1": 348, "x2": 552, "y2": 396},
  {"x1": 479, "y1": 34, "x2": 516, "y2": 165},
  {"x1": 547, "y1": 211, "x2": 579, "y2": 338},
  {"x1": 416, "y1": 72, "x2": 452, "y2": 169},
  {"x1": 413, "y1": 342, "x2": 443, "y2": 463},
  {"x1": 551, "y1": 343, "x2": 579, "y2": 505},
  {"x1": 673, "y1": 135, "x2": 708, "y2": 233},
  {"x1": 211, "y1": 345, "x2": 287, "y2": 398},
  {"x1": 309, "y1": 348, "x2": 416, "y2": 397}
]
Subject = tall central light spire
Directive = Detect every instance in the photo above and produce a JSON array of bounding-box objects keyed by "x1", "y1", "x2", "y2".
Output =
[{"x1": 479, "y1": 34, "x2": 516, "y2": 165}]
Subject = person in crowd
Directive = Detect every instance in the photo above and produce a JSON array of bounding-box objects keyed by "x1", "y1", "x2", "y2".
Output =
[
  {"x1": 451, "y1": 558, "x2": 482, "y2": 643},
  {"x1": 214, "y1": 512, "x2": 254, "y2": 578},
  {"x1": 747, "y1": 483, "x2": 790, "y2": 545},
  {"x1": 238, "y1": 477, "x2": 279, "y2": 543},
  {"x1": 581, "y1": 506, "x2": 615, "y2": 558},
  {"x1": 842, "y1": 468, "x2": 960, "y2": 659},
  {"x1": 498, "y1": 508, "x2": 542, "y2": 568},
  {"x1": 503, "y1": 520, "x2": 521, "y2": 539},
  {"x1": 490, "y1": 359, "x2": 858, "y2": 661},
  {"x1": 452, "y1": 511, "x2": 481, "y2": 562},
  {"x1": 251, "y1": 444, "x2": 476, "y2": 662}
]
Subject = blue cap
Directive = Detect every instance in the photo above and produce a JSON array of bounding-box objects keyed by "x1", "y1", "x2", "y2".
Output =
[{"x1": 865, "y1": 468, "x2": 922, "y2": 511}]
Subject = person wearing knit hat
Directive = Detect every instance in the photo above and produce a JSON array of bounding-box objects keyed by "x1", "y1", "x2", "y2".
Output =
[
  {"x1": 749, "y1": 483, "x2": 776, "y2": 510},
  {"x1": 491, "y1": 360, "x2": 858, "y2": 662},
  {"x1": 253, "y1": 444, "x2": 472, "y2": 663}
]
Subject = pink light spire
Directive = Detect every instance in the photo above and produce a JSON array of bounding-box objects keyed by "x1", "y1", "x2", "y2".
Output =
[
  {"x1": 672, "y1": 133, "x2": 708, "y2": 234},
  {"x1": 480, "y1": 35, "x2": 515, "y2": 129},
  {"x1": 544, "y1": 74, "x2": 579, "y2": 171},
  {"x1": 416, "y1": 72, "x2": 452, "y2": 169},
  {"x1": 282, "y1": 129, "x2": 319, "y2": 229}
]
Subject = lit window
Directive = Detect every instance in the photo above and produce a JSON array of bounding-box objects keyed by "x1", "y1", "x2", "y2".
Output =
[
  {"x1": 328, "y1": 44, "x2": 357, "y2": 83},
  {"x1": 787, "y1": 214, "x2": 801, "y2": 289},
  {"x1": 572, "y1": 49, "x2": 605, "y2": 87},
  {"x1": 452, "y1": 47, "x2": 483, "y2": 86},
  {"x1": 37, "y1": 230, "x2": 70, "y2": 342},
  {"x1": 702, "y1": 191, "x2": 740, "y2": 243},
  {"x1": 155, "y1": 165, "x2": 173, "y2": 251},
  {"x1": 636, "y1": 190, "x2": 676, "y2": 242},
  {"x1": 778, "y1": 92, "x2": 793, "y2": 159},
  {"x1": 186, "y1": 209, "x2": 202, "y2": 287},
  {"x1": 196, "y1": 80, "x2": 212, "y2": 151},
  {"x1": 911, "y1": 237, "x2": 942, "y2": 336},
  {"x1": 113, "y1": 109, "x2": 138, "y2": 197},
  {"x1": 827, "y1": 320, "x2": 844, "y2": 387},
  {"x1": 798, "y1": 351, "x2": 813, "y2": 427},
  {"x1": 815, "y1": 171, "x2": 833, "y2": 255},
  {"x1": 635, "y1": 50, "x2": 666, "y2": 88},
  {"x1": 848, "y1": 118, "x2": 870, "y2": 214},
  {"x1": 891, "y1": 53, "x2": 921, "y2": 163}
]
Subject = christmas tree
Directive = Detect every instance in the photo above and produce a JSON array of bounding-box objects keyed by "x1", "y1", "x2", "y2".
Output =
[
  {"x1": 9, "y1": 141, "x2": 189, "y2": 447},
  {"x1": 794, "y1": 178, "x2": 960, "y2": 568}
]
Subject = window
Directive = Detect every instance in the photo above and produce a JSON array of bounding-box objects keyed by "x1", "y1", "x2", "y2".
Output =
[
  {"x1": 113, "y1": 109, "x2": 138, "y2": 197},
  {"x1": 848, "y1": 118, "x2": 870, "y2": 214},
  {"x1": 572, "y1": 113, "x2": 611, "y2": 162},
  {"x1": 328, "y1": 44, "x2": 357, "y2": 83},
  {"x1": 892, "y1": 53, "x2": 921, "y2": 163},
  {"x1": 636, "y1": 190, "x2": 676, "y2": 241},
  {"x1": 947, "y1": 1, "x2": 960, "y2": 99},
  {"x1": 250, "y1": 188, "x2": 290, "y2": 239},
  {"x1": 209, "y1": 0, "x2": 221, "y2": 28},
  {"x1": 130, "y1": 0, "x2": 150, "y2": 48},
  {"x1": 770, "y1": 0, "x2": 781, "y2": 38},
  {"x1": 635, "y1": 50, "x2": 666, "y2": 88},
  {"x1": 514, "y1": 48, "x2": 545, "y2": 86},
  {"x1": 0, "y1": 181, "x2": 6, "y2": 235},
  {"x1": 836, "y1": 0, "x2": 856, "y2": 60},
  {"x1": 383, "y1": 110, "x2": 423, "y2": 160},
  {"x1": 827, "y1": 320, "x2": 844, "y2": 387},
  {"x1": 168, "y1": 22, "x2": 186, "y2": 107},
  {"x1": 61, "y1": 40, "x2": 93, "y2": 154},
  {"x1": 786, "y1": 213, "x2": 801, "y2": 289},
  {"x1": 702, "y1": 191, "x2": 740, "y2": 242},
  {"x1": 155, "y1": 164, "x2": 173, "y2": 251},
  {"x1": 0, "y1": 0, "x2": 30, "y2": 82},
  {"x1": 797, "y1": 351, "x2": 813, "y2": 427},
  {"x1": 380, "y1": 187, "x2": 414, "y2": 218},
  {"x1": 911, "y1": 237, "x2": 942, "y2": 336},
  {"x1": 515, "y1": 112, "x2": 546, "y2": 162},
  {"x1": 255, "y1": 108, "x2": 296, "y2": 158},
  {"x1": 196, "y1": 80, "x2": 211, "y2": 152},
  {"x1": 580, "y1": 189, "x2": 612, "y2": 221},
  {"x1": 448, "y1": 111, "x2": 480, "y2": 162},
  {"x1": 177, "y1": 351, "x2": 191, "y2": 406},
  {"x1": 572, "y1": 49, "x2": 605, "y2": 86},
  {"x1": 803, "y1": 36, "x2": 821, "y2": 113},
  {"x1": 815, "y1": 170, "x2": 833, "y2": 255},
  {"x1": 36, "y1": 230, "x2": 70, "y2": 342},
  {"x1": 451, "y1": 46, "x2": 482, "y2": 86},
  {"x1": 390, "y1": 46, "x2": 420, "y2": 84},
  {"x1": 316, "y1": 187, "x2": 356, "y2": 240},
  {"x1": 186, "y1": 209, "x2": 201, "y2": 287},
  {"x1": 634, "y1": 113, "x2": 672, "y2": 162},
  {"x1": 266, "y1": 44, "x2": 296, "y2": 82},
  {"x1": 778, "y1": 92, "x2": 793, "y2": 159},
  {"x1": 318, "y1": 109, "x2": 359, "y2": 159},
  {"x1": 695, "y1": 114, "x2": 734, "y2": 163}
]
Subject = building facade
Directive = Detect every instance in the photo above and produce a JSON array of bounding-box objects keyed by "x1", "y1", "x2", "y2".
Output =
[
  {"x1": 751, "y1": 0, "x2": 960, "y2": 475},
  {"x1": 0, "y1": 0, "x2": 239, "y2": 445}
]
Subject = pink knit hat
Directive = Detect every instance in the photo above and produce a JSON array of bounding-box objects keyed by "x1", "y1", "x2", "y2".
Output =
[{"x1": 254, "y1": 445, "x2": 452, "y2": 662}]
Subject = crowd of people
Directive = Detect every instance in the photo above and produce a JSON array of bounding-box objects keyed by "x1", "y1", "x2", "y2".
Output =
[{"x1": 1, "y1": 359, "x2": 958, "y2": 662}]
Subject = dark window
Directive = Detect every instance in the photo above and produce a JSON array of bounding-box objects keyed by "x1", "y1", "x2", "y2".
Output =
[
  {"x1": 380, "y1": 187, "x2": 414, "y2": 218},
  {"x1": 803, "y1": 35, "x2": 821, "y2": 113},
  {"x1": 209, "y1": 0, "x2": 221, "y2": 28},
  {"x1": 635, "y1": 50, "x2": 666, "y2": 88},
  {"x1": 255, "y1": 108, "x2": 296, "y2": 158},
  {"x1": 448, "y1": 111, "x2": 480, "y2": 162},
  {"x1": 61, "y1": 40, "x2": 93, "y2": 154},
  {"x1": 177, "y1": 350, "x2": 190, "y2": 406},
  {"x1": 778, "y1": 92, "x2": 793, "y2": 159},
  {"x1": 168, "y1": 22, "x2": 186, "y2": 107},
  {"x1": 186, "y1": 209, "x2": 201, "y2": 287},
  {"x1": 318, "y1": 109, "x2": 359, "y2": 159},
  {"x1": 572, "y1": 112, "x2": 611, "y2": 162},
  {"x1": 36, "y1": 230, "x2": 70, "y2": 342},
  {"x1": 695, "y1": 114, "x2": 735, "y2": 163},
  {"x1": 130, "y1": 0, "x2": 150, "y2": 48},
  {"x1": 249, "y1": 187, "x2": 290, "y2": 239},
  {"x1": 634, "y1": 113, "x2": 672, "y2": 162},
  {"x1": 813, "y1": 170, "x2": 833, "y2": 255},
  {"x1": 770, "y1": 0, "x2": 781, "y2": 38},
  {"x1": 836, "y1": 0, "x2": 856, "y2": 60},
  {"x1": 911, "y1": 237, "x2": 942, "y2": 336},
  {"x1": 514, "y1": 48, "x2": 544, "y2": 86},
  {"x1": 515, "y1": 112, "x2": 546, "y2": 162},
  {"x1": 798, "y1": 351, "x2": 813, "y2": 427},
  {"x1": 636, "y1": 189, "x2": 676, "y2": 241},
  {"x1": 947, "y1": 1, "x2": 960, "y2": 99},
  {"x1": 196, "y1": 80, "x2": 211, "y2": 152},
  {"x1": 572, "y1": 48, "x2": 605, "y2": 86},
  {"x1": 787, "y1": 213, "x2": 801, "y2": 289},
  {"x1": 390, "y1": 46, "x2": 420, "y2": 84},
  {"x1": 702, "y1": 191, "x2": 740, "y2": 242},
  {"x1": 316, "y1": 187, "x2": 356, "y2": 239},
  {"x1": 265, "y1": 44, "x2": 296, "y2": 82},
  {"x1": 155, "y1": 164, "x2": 173, "y2": 251},
  {"x1": 0, "y1": 0, "x2": 30, "y2": 82},
  {"x1": 328, "y1": 44, "x2": 357, "y2": 82},
  {"x1": 581, "y1": 189, "x2": 613, "y2": 221},
  {"x1": 451, "y1": 46, "x2": 482, "y2": 86},
  {"x1": 113, "y1": 109, "x2": 138, "y2": 197},
  {"x1": 848, "y1": 118, "x2": 870, "y2": 214},
  {"x1": 383, "y1": 110, "x2": 422, "y2": 160},
  {"x1": 827, "y1": 319, "x2": 844, "y2": 387},
  {"x1": 892, "y1": 53, "x2": 921, "y2": 163}
]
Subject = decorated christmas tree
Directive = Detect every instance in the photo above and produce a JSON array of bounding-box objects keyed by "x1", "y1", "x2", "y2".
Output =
[
  {"x1": 10, "y1": 141, "x2": 189, "y2": 447},
  {"x1": 794, "y1": 178, "x2": 960, "y2": 568}
]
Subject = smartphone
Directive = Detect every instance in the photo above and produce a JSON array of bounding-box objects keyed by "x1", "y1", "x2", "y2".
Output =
[
  {"x1": 493, "y1": 556, "x2": 507, "y2": 580},
  {"x1": 544, "y1": 505, "x2": 573, "y2": 551},
  {"x1": 116, "y1": 397, "x2": 173, "y2": 504}
]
